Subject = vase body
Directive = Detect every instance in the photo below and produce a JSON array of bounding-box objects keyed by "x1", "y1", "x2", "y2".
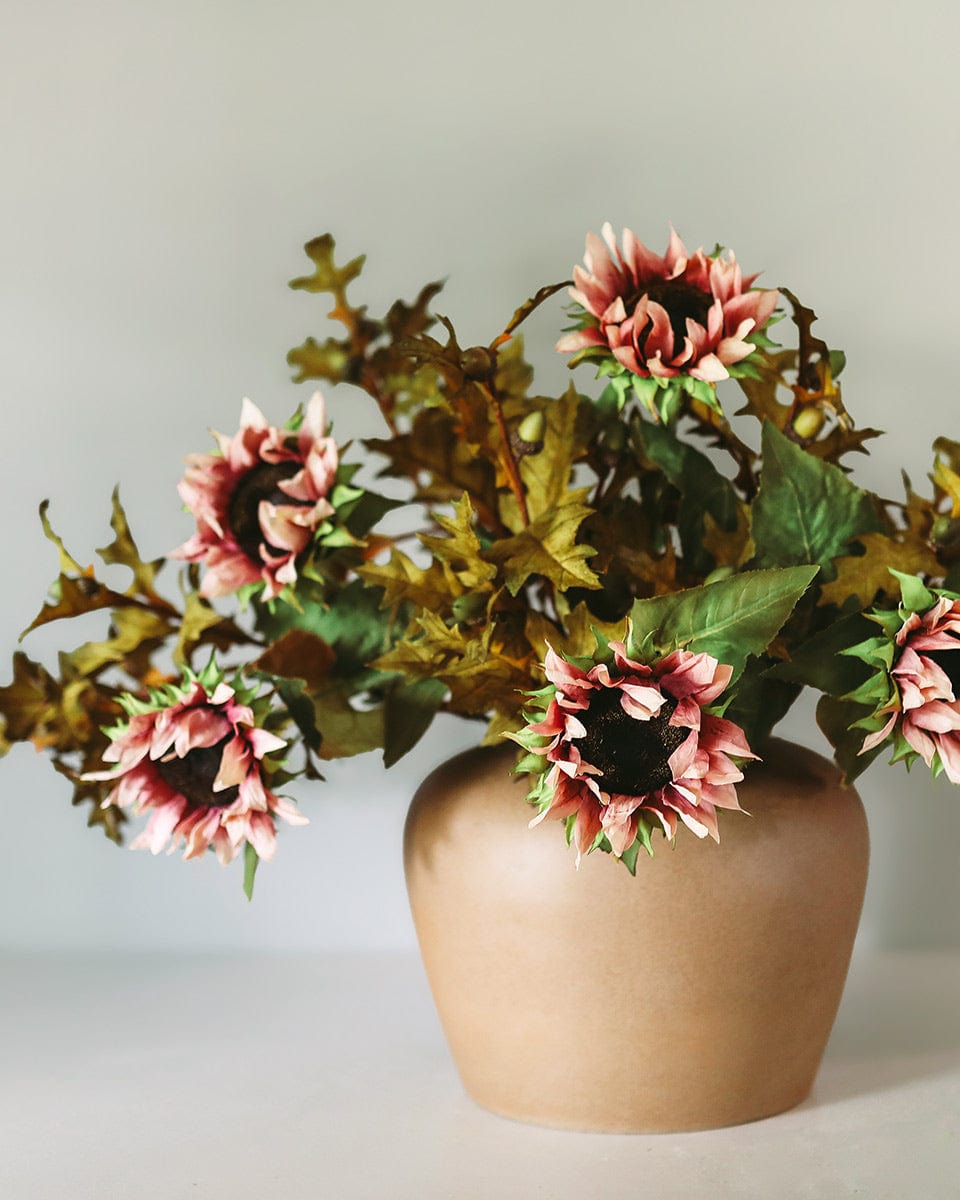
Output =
[{"x1": 404, "y1": 738, "x2": 869, "y2": 1133}]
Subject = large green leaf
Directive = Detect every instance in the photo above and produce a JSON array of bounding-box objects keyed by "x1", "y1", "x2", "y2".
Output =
[
  {"x1": 816, "y1": 694, "x2": 884, "y2": 785},
  {"x1": 382, "y1": 677, "x2": 447, "y2": 767},
  {"x1": 256, "y1": 579, "x2": 400, "y2": 683},
  {"x1": 721, "y1": 661, "x2": 801, "y2": 750},
  {"x1": 625, "y1": 565, "x2": 818, "y2": 678},
  {"x1": 632, "y1": 417, "x2": 739, "y2": 574},
  {"x1": 765, "y1": 611, "x2": 876, "y2": 696},
  {"x1": 752, "y1": 422, "x2": 883, "y2": 577}
]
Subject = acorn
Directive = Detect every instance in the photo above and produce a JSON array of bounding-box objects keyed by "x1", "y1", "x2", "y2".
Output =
[
  {"x1": 460, "y1": 345, "x2": 498, "y2": 382},
  {"x1": 791, "y1": 406, "x2": 826, "y2": 441},
  {"x1": 511, "y1": 409, "x2": 546, "y2": 457}
]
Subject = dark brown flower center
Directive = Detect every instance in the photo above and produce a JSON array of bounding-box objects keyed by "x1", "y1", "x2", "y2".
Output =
[
  {"x1": 153, "y1": 735, "x2": 240, "y2": 809},
  {"x1": 573, "y1": 685, "x2": 687, "y2": 796},
  {"x1": 227, "y1": 460, "x2": 307, "y2": 563},
  {"x1": 922, "y1": 634, "x2": 960, "y2": 696},
  {"x1": 628, "y1": 279, "x2": 713, "y2": 358}
]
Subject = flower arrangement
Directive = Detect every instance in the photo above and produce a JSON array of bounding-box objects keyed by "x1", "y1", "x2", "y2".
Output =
[{"x1": 4, "y1": 225, "x2": 960, "y2": 896}]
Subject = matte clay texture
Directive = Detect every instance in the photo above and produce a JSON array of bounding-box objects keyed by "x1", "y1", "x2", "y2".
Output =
[{"x1": 404, "y1": 739, "x2": 869, "y2": 1133}]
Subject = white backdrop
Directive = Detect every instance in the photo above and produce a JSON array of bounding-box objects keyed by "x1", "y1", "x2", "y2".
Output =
[{"x1": 2, "y1": 0, "x2": 959, "y2": 951}]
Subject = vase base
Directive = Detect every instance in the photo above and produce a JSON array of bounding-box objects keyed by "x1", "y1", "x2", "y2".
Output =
[{"x1": 459, "y1": 1077, "x2": 814, "y2": 1135}]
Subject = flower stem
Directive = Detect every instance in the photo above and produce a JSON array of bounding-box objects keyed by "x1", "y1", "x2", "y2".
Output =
[{"x1": 480, "y1": 381, "x2": 530, "y2": 527}]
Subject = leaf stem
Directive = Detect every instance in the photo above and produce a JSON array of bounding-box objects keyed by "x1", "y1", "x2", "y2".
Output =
[{"x1": 480, "y1": 381, "x2": 530, "y2": 527}]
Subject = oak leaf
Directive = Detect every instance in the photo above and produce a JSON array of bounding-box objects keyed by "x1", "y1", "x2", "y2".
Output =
[
  {"x1": 818, "y1": 532, "x2": 941, "y2": 608},
  {"x1": 418, "y1": 494, "x2": 498, "y2": 592},
  {"x1": 484, "y1": 490, "x2": 601, "y2": 597},
  {"x1": 358, "y1": 551, "x2": 465, "y2": 612}
]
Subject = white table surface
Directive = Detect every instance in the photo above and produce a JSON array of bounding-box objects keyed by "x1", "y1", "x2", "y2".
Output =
[{"x1": 1, "y1": 948, "x2": 958, "y2": 1199}]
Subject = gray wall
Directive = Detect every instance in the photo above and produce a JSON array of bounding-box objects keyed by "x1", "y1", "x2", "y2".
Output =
[{"x1": 2, "y1": 0, "x2": 959, "y2": 950}]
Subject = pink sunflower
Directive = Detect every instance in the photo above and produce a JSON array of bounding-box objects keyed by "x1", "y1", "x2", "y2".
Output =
[
  {"x1": 860, "y1": 595, "x2": 960, "y2": 781},
  {"x1": 87, "y1": 671, "x2": 307, "y2": 864},
  {"x1": 172, "y1": 391, "x2": 339, "y2": 600},
  {"x1": 522, "y1": 642, "x2": 756, "y2": 863},
  {"x1": 556, "y1": 223, "x2": 779, "y2": 386}
]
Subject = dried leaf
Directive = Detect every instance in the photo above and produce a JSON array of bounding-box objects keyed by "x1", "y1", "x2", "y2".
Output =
[
  {"x1": 493, "y1": 335, "x2": 534, "y2": 400},
  {"x1": 484, "y1": 490, "x2": 601, "y2": 597},
  {"x1": 96, "y1": 489, "x2": 167, "y2": 603},
  {"x1": 173, "y1": 591, "x2": 253, "y2": 667},
  {"x1": 702, "y1": 504, "x2": 754, "y2": 570},
  {"x1": 287, "y1": 336, "x2": 353, "y2": 385},
  {"x1": 367, "y1": 406, "x2": 499, "y2": 524},
  {"x1": 374, "y1": 612, "x2": 530, "y2": 717},
  {"x1": 23, "y1": 503, "x2": 170, "y2": 641},
  {"x1": 52, "y1": 758, "x2": 126, "y2": 844},
  {"x1": 384, "y1": 281, "x2": 444, "y2": 340},
  {"x1": 0, "y1": 652, "x2": 63, "y2": 751},
  {"x1": 290, "y1": 234, "x2": 366, "y2": 295},
  {"x1": 933, "y1": 437, "x2": 960, "y2": 518},
  {"x1": 20, "y1": 574, "x2": 146, "y2": 641},
  {"x1": 818, "y1": 532, "x2": 942, "y2": 608},
  {"x1": 38, "y1": 500, "x2": 85, "y2": 575},
  {"x1": 504, "y1": 385, "x2": 590, "y2": 526},
  {"x1": 418, "y1": 494, "x2": 498, "y2": 592},
  {"x1": 495, "y1": 280, "x2": 571, "y2": 344},
  {"x1": 253, "y1": 629, "x2": 336, "y2": 692},
  {"x1": 357, "y1": 551, "x2": 465, "y2": 612},
  {"x1": 524, "y1": 604, "x2": 622, "y2": 663},
  {"x1": 65, "y1": 607, "x2": 173, "y2": 679}
]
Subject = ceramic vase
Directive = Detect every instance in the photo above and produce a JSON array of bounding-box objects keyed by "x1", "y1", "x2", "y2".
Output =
[{"x1": 404, "y1": 738, "x2": 869, "y2": 1132}]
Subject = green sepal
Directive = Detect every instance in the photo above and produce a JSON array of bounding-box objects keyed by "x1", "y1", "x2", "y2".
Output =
[
  {"x1": 596, "y1": 376, "x2": 633, "y2": 413},
  {"x1": 618, "y1": 818, "x2": 656, "y2": 875},
  {"x1": 630, "y1": 375, "x2": 661, "y2": 416},
  {"x1": 243, "y1": 843, "x2": 260, "y2": 902},
  {"x1": 512, "y1": 751, "x2": 547, "y2": 776},
  {"x1": 890, "y1": 569, "x2": 935, "y2": 614},
  {"x1": 678, "y1": 375, "x2": 721, "y2": 413}
]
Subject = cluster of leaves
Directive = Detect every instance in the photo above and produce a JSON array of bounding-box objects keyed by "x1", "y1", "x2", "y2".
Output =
[
  {"x1": 292, "y1": 240, "x2": 954, "y2": 767},
  {"x1": 0, "y1": 493, "x2": 255, "y2": 838},
  {"x1": 4, "y1": 230, "x2": 958, "y2": 859}
]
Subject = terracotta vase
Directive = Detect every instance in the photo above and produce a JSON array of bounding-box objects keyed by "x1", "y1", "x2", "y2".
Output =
[{"x1": 404, "y1": 738, "x2": 869, "y2": 1133}]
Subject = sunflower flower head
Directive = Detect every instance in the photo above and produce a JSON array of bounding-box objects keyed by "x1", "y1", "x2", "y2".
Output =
[
  {"x1": 556, "y1": 223, "x2": 779, "y2": 422},
  {"x1": 849, "y1": 572, "x2": 960, "y2": 781},
  {"x1": 172, "y1": 390, "x2": 361, "y2": 602},
  {"x1": 84, "y1": 658, "x2": 307, "y2": 889},
  {"x1": 509, "y1": 635, "x2": 757, "y2": 870}
]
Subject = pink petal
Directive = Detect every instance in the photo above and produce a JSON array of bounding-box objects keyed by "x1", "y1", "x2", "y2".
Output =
[{"x1": 214, "y1": 736, "x2": 251, "y2": 790}]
